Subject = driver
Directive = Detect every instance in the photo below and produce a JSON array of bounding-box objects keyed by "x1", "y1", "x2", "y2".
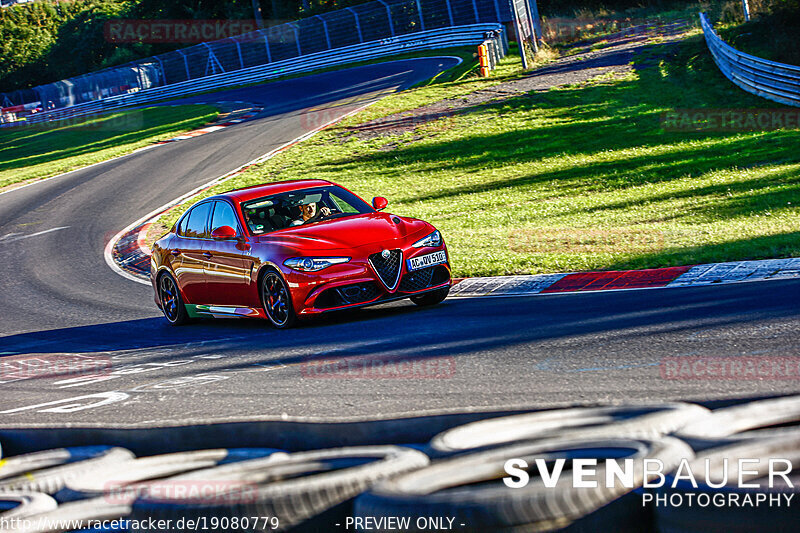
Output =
[{"x1": 291, "y1": 201, "x2": 331, "y2": 225}]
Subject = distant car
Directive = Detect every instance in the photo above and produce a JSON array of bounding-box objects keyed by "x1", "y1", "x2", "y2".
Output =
[{"x1": 151, "y1": 179, "x2": 451, "y2": 328}]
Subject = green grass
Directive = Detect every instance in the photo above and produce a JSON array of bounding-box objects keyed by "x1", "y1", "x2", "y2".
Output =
[
  {"x1": 0, "y1": 105, "x2": 218, "y2": 189},
  {"x1": 154, "y1": 33, "x2": 800, "y2": 278}
]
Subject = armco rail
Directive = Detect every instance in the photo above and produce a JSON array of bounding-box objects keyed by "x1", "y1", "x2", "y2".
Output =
[
  {"x1": 700, "y1": 12, "x2": 800, "y2": 107},
  {"x1": 17, "y1": 25, "x2": 505, "y2": 125}
]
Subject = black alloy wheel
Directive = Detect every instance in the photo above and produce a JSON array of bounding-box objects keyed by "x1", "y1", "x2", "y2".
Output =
[
  {"x1": 158, "y1": 272, "x2": 190, "y2": 325},
  {"x1": 262, "y1": 270, "x2": 296, "y2": 328}
]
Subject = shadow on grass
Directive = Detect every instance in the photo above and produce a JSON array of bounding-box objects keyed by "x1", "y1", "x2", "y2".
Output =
[
  {"x1": 0, "y1": 106, "x2": 216, "y2": 175},
  {"x1": 605, "y1": 230, "x2": 800, "y2": 271},
  {"x1": 315, "y1": 35, "x2": 800, "y2": 270}
]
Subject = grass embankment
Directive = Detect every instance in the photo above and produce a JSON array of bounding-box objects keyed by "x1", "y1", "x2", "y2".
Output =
[
  {"x1": 154, "y1": 32, "x2": 800, "y2": 278},
  {"x1": 0, "y1": 105, "x2": 218, "y2": 190},
  {"x1": 716, "y1": 9, "x2": 800, "y2": 66}
]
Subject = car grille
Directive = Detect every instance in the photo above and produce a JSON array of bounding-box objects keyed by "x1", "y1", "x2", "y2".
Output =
[
  {"x1": 399, "y1": 265, "x2": 450, "y2": 293},
  {"x1": 315, "y1": 282, "x2": 380, "y2": 309},
  {"x1": 399, "y1": 267, "x2": 435, "y2": 292},
  {"x1": 336, "y1": 282, "x2": 380, "y2": 304},
  {"x1": 369, "y1": 250, "x2": 402, "y2": 290}
]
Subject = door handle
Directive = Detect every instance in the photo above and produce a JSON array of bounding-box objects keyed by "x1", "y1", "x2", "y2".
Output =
[
  {"x1": 170, "y1": 249, "x2": 181, "y2": 256},
  {"x1": 203, "y1": 252, "x2": 213, "y2": 258}
]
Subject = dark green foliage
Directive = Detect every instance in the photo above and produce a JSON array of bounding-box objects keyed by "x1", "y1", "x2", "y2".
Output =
[
  {"x1": 0, "y1": 0, "x2": 377, "y2": 93},
  {"x1": 719, "y1": 0, "x2": 800, "y2": 65}
]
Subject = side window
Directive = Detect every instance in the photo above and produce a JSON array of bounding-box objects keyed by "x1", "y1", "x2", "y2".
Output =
[
  {"x1": 184, "y1": 202, "x2": 212, "y2": 238},
  {"x1": 177, "y1": 214, "x2": 189, "y2": 236},
  {"x1": 210, "y1": 201, "x2": 240, "y2": 233}
]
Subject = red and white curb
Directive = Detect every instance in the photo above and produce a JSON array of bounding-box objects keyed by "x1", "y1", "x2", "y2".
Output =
[
  {"x1": 154, "y1": 103, "x2": 263, "y2": 144},
  {"x1": 0, "y1": 103, "x2": 262, "y2": 199},
  {"x1": 105, "y1": 103, "x2": 800, "y2": 295},
  {"x1": 449, "y1": 258, "x2": 800, "y2": 297}
]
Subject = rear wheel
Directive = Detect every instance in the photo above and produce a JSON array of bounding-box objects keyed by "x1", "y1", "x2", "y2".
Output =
[
  {"x1": 262, "y1": 270, "x2": 296, "y2": 329},
  {"x1": 158, "y1": 272, "x2": 190, "y2": 325},
  {"x1": 410, "y1": 286, "x2": 449, "y2": 307}
]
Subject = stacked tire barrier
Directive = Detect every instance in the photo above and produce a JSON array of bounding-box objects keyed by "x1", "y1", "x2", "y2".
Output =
[
  {"x1": 1, "y1": 396, "x2": 799, "y2": 532},
  {"x1": 700, "y1": 12, "x2": 800, "y2": 107}
]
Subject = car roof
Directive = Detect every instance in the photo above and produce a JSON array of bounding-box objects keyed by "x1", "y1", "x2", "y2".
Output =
[{"x1": 214, "y1": 179, "x2": 334, "y2": 204}]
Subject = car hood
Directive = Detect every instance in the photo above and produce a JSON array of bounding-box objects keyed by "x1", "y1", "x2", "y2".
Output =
[{"x1": 255, "y1": 212, "x2": 431, "y2": 252}]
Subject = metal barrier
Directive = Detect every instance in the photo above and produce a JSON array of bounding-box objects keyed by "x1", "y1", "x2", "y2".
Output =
[
  {"x1": 12, "y1": 24, "x2": 504, "y2": 125},
  {"x1": 700, "y1": 12, "x2": 800, "y2": 107},
  {"x1": 1, "y1": 0, "x2": 519, "y2": 113}
]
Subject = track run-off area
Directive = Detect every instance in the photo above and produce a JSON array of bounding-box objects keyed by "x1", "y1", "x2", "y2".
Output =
[{"x1": 1, "y1": 57, "x2": 800, "y2": 428}]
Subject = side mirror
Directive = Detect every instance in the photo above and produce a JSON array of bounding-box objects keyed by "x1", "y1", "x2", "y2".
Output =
[
  {"x1": 372, "y1": 197, "x2": 388, "y2": 211},
  {"x1": 211, "y1": 225, "x2": 238, "y2": 240}
]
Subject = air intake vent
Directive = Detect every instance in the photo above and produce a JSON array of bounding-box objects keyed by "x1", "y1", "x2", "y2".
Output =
[{"x1": 369, "y1": 250, "x2": 402, "y2": 290}]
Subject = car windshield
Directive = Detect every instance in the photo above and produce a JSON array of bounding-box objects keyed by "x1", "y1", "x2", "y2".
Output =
[{"x1": 240, "y1": 185, "x2": 373, "y2": 235}]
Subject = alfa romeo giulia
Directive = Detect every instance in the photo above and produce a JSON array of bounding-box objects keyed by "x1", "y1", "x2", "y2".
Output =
[{"x1": 151, "y1": 179, "x2": 451, "y2": 328}]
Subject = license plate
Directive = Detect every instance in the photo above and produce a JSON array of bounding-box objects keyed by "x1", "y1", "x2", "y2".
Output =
[{"x1": 407, "y1": 251, "x2": 447, "y2": 271}]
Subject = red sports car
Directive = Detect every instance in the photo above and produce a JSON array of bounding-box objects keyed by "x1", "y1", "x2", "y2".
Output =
[{"x1": 151, "y1": 179, "x2": 451, "y2": 328}]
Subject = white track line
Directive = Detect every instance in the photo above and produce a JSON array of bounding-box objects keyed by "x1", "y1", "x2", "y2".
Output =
[
  {"x1": 0, "y1": 226, "x2": 70, "y2": 244},
  {"x1": 0, "y1": 145, "x2": 160, "y2": 198}
]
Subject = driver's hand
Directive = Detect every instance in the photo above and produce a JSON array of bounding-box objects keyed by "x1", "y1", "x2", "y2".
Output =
[{"x1": 320, "y1": 207, "x2": 331, "y2": 217}]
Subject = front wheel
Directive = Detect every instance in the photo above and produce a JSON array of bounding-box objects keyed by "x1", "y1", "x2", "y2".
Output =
[
  {"x1": 410, "y1": 286, "x2": 450, "y2": 307},
  {"x1": 157, "y1": 272, "x2": 190, "y2": 326},
  {"x1": 262, "y1": 270, "x2": 296, "y2": 329}
]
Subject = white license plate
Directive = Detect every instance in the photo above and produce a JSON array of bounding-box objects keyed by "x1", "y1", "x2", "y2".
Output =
[{"x1": 407, "y1": 251, "x2": 447, "y2": 271}]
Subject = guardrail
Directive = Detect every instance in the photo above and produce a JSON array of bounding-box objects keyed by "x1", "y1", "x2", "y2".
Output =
[
  {"x1": 7, "y1": 24, "x2": 504, "y2": 126},
  {"x1": 700, "y1": 12, "x2": 800, "y2": 107}
]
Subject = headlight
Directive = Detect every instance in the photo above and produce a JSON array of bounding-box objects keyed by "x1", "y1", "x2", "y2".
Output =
[
  {"x1": 284, "y1": 257, "x2": 350, "y2": 272},
  {"x1": 412, "y1": 230, "x2": 442, "y2": 248}
]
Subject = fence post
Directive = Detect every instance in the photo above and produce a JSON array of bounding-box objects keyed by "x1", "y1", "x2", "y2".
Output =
[
  {"x1": 202, "y1": 43, "x2": 225, "y2": 76},
  {"x1": 264, "y1": 32, "x2": 272, "y2": 63},
  {"x1": 177, "y1": 49, "x2": 192, "y2": 80},
  {"x1": 288, "y1": 22, "x2": 302, "y2": 56},
  {"x1": 233, "y1": 39, "x2": 245, "y2": 70},
  {"x1": 525, "y1": 0, "x2": 538, "y2": 53},
  {"x1": 528, "y1": 0, "x2": 543, "y2": 45},
  {"x1": 377, "y1": 0, "x2": 395, "y2": 37},
  {"x1": 509, "y1": 0, "x2": 529, "y2": 69},
  {"x1": 492, "y1": 0, "x2": 502, "y2": 22},
  {"x1": 445, "y1": 0, "x2": 454, "y2": 26},
  {"x1": 415, "y1": 0, "x2": 425, "y2": 30},
  {"x1": 317, "y1": 15, "x2": 332, "y2": 49},
  {"x1": 347, "y1": 7, "x2": 364, "y2": 42},
  {"x1": 153, "y1": 55, "x2": 166, "y2": 86}
]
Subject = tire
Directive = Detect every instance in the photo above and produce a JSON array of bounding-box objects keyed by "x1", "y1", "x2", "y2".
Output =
[
  {"x1": 654, "y1": 435, "x2": 800, "y2": 533},
  {"x1": 673, "y1": 395, "x2": 800, "y2": 451},
  {"x1": 0, "y1": 447, "x2": 134, "y2": 494},
  {"x1": 129, "y1": 446, "x2": 429, "y2": 532},
  {"x1": 4, "y1": 497, "x2": 133, "y2": 532},
  {"x1": 355, "y1": 437, "x2": 693, "y2": 533},
  {"x1": 0, "y1": 446, "x2": 117, "y2": 482},
  {"x1": 157, "y1": 271, "x2": 190, "y2": 326},
  {"x1": 261, "y1": 269, "x2": 296, "y2": 329},
  {"x1": 0, "y1": 492, "x2": 57, "y2": 519},
  {"x1": 429, "y1": 402, "x2": 709, "y2": 456},
  {"x1": 410, "y1": 286, "x2": 449, "y2": 307},
  {"x1": 56, "y1": 448, "x2": 287, "y2": 503}
]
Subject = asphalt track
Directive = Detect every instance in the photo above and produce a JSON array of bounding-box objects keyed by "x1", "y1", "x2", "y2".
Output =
[{"x1": 1, "y1": 57, "x2": 799, "y2": 427}]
